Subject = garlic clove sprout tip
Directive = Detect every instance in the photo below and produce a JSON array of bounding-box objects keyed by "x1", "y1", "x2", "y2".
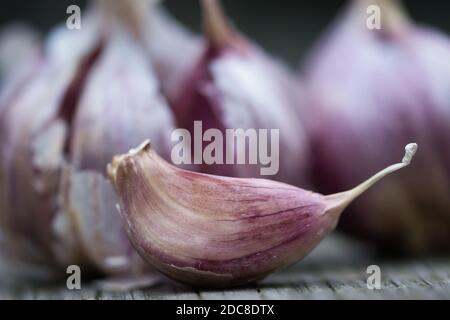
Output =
[
  {"x1": 128, "y1": 139, "x2": 152, "y2": 156},
  {"x1": 402, "y1": 143, "x2": 418, "y2": 165}
]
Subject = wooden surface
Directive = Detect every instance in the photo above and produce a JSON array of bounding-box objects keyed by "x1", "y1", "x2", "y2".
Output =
[{"x1": 1, "y1": 234, "x2": 449, "y2": 300}]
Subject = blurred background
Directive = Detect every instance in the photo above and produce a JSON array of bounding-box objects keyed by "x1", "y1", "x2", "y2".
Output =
[{"x1": 1, "y1": 0, "x2": 450, "y2": 64}]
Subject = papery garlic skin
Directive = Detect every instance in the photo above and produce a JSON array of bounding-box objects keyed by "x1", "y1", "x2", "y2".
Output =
[
  {"x1": 303, "y1": 0, "x2": 450, "y2": 253},
  {"x1": 69, "y1": 28, "x2": 174, "y2": 170},
  {"x1": 168, "y1": 0, "x2": 309, "y2": 185},
  {"x1": 108, "y1": 142, "x2": 416, "y2": 288}
]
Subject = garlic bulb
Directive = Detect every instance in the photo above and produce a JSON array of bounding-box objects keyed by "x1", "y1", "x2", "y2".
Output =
[
  {"x1": 168, "y1": 0, "x2": 309, "y2": 185},
  {"x1": 303, "y1": 0, "x2": 450, "y2": 253},
  {"x1": 108, "y1": 141, "x2": 417, "y2": 288},
  {"x1": 0, "y1": 23, "x2": 40, "y2": 89},
  {"x1": 0, "y1": 10, "x2": 100, "y2": 277},
  {"x1": 0, "y1": 1, "x2": 174, "y2": 279}
]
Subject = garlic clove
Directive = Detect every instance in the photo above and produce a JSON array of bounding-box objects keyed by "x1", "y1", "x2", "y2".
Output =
[
  {"x1": 167, "y1": 0, "x2": 309, "y2": 185},
  {"x1": 52, "y1": 167, "x2": 148, "y2": 276},
  {"x1": 303, "y1": 0, "x2": 450, "y2": 253},
  {"x1": 108, "y1": 141, "x2": 416, "y2": 288},
  {"x1": 69, "y1": 27, "x2": 175, "y2": 171}
]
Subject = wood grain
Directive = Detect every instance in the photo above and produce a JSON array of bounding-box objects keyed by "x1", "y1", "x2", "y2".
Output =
[{"x1": 1, "y1": 234, "x2": 449, "y2": 300}]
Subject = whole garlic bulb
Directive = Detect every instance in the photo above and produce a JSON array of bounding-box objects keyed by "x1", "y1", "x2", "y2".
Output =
[
  {"x1": 168, "y1": 0, "x2": 309, "y2": 185},
  {"x1": 0, "y1": 1, "x2": 174, "y2": 279},
  {"x1": 303, "y1": 0, "x2": 450, "y2": 253}
]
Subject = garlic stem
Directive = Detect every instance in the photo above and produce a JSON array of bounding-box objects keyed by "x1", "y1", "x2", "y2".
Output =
[
  {"x1": 325, "y1": 143, "x2": 417, "y2": 214},
  {"x1": 201, "y1": 0, "x2": 234, "y2": 47},
  {"x1": 97, "y1": 0, "x2": 152, "y2": 39},
  {"x1": 379, "y1": 0, "x2": 410, "y2": 32}
]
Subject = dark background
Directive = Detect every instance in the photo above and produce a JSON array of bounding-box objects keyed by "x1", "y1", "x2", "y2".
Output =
[{"x1": 1, "y1": 0, "x2": 450, "y2": 64}]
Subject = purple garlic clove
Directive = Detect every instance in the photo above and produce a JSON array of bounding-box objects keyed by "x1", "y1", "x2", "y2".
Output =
[
  {"x1": 303, "y1": 0, "x2": 450, "y2": 254},
  {"x1": 108, "y1": 141, "x2": 417, "y2": 288},
  {"x1": 168, "y1": 0, "x2": 309, "y2": 185},
  {"x1": 52, "y1": 167, "x2": 148, "y2": 276}
]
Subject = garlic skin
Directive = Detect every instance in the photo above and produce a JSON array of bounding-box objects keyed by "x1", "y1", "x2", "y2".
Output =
[
  {"x1": 303, "y1": 0, "x2": 450, "y2": 253},
  {"x1": 108, "y1": 141, "x2": 416, "y2": 288},
  {"x1": 0, "y1": 2, "x2": 174, "y2": 279},
  {"x1": 168, "y1": 0, "x2": 309, "y2": 185},
  {"x1": 0, "y1": 23, "x2": 40, "y2": 89}
]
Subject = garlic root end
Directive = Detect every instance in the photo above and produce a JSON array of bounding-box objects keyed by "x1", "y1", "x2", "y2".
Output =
[{"x1": 107, "y1": 139, "x2": 151, "y2": 183}]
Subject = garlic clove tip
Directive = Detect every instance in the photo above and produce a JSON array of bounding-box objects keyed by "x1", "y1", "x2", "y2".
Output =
[{"x1": 402, "y1": 143, "x2": 418, "y2": 165}]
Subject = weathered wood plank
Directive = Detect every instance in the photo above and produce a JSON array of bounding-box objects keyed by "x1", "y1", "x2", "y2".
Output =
[{"x1": 1, "y1": 235, "x2": 449, "y2": 299}]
